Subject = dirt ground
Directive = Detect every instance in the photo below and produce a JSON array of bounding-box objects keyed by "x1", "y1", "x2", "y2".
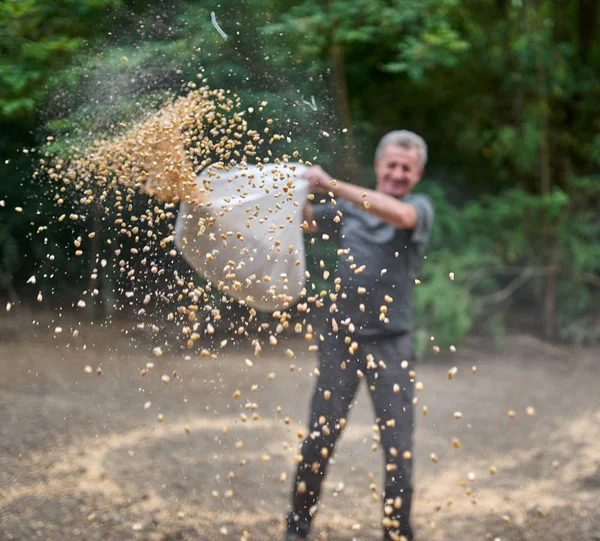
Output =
[{"x1": 1, "y1": 310, "x2": 599, "y2": 541}]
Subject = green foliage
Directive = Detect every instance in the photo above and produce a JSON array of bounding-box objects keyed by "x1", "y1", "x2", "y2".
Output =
[
  {"x1": 1, "y1": 0, "x2": 599, "y2": 345},
  {"x1": 414, "y1": 177, "x2": 600, "y2": 347},
  {"x1": 271, "y1": 0, "x2": 600, "y2": 344},
  {"x1": 0, "y1": 0, "x2": 123, "y2": 118},
  {"x1": 413, "y1": 248, "x2": 478, "y2": 355}
]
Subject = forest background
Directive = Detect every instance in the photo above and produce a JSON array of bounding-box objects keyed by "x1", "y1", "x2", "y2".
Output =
[{"x1": 1, "y1": 0, "x2": 599, "y2": 352}]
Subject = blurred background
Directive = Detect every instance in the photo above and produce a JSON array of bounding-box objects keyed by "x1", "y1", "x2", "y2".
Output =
[
  {"x1": 1, "y1": 0, "x2": 599, "y2": 350},
  {"x1": 1, "y1": 2, "x2": 600, "y2": 540}
]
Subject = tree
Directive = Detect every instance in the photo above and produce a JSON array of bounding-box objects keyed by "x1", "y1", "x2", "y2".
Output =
[
  {"x1": 270, "y1": 0, "x2": 600, "y2": 341},
  {"x1": 1, "y1": 0, "x2": 598, "y2": 344}
]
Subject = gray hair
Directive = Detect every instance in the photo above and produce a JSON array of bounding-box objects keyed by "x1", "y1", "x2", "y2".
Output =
[{"x1": 375, "y1": 130, "x2": 428, "y2": 169}]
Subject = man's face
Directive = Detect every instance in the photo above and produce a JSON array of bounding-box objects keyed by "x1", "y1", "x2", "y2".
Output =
[{"x1": 374, "y1": 145, "x2": 423, "y2": 197}]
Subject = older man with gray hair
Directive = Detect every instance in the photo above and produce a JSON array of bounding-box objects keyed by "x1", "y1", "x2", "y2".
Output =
[{"x1": 285, "y1": 130, "x2": 434, "y2": 541}]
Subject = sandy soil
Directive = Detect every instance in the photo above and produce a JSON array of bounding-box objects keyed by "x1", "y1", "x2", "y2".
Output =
[{"x1": 1, "y1": 310, "x2": 599, "y2": 541}]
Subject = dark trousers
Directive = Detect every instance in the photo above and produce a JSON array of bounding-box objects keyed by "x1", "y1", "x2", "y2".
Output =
[{"x1": 287, "y1": 331, "x2": 416, "y2": 540}]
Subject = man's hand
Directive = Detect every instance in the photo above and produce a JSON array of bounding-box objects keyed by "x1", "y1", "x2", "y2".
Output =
[{"x1": 303, "y1": 165, "x2": 334, "y2": 194}]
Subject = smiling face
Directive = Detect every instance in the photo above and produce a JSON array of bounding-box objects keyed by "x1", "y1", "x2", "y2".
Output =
[{"x1": 374, "y1": 145, "x2": 424, "y2": 198}]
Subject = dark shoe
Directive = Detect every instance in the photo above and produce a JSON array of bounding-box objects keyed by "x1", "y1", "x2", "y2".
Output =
[
  {"x1": 285, "y1": 534, "x2": 307, "y2": 541},
  {"x1": 285, "y1": 511, "x2": 310, "y2": 539},
  {"x1": 384, "y1": 533, "x2": 412, "y2": 541}
]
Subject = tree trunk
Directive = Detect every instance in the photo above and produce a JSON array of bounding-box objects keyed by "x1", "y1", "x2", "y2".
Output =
[
  {"x1": 531, "y1": 0, "x2": 557, "y2": 339},
  {"x1": 329, "y1": 43, "x2": 359, "y2": 184},
  {"x1": 579, "y1": 0, "x2": 598, "y2": 61},
  {"x1": 539, "y1": 74, "x2": 557, "y2": 340},
  {"x1": 536, "y1": 61, "x2": 552, "y2": 196}
]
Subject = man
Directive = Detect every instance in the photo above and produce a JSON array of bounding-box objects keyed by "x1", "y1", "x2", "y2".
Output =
[{"x1": 286, "y1": 130, "x2": 434, "y2": 541}]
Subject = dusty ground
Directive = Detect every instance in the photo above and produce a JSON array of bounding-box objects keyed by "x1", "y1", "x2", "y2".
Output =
[{"x1": 1, "y1": 310, "x2": 599, "y2": 541}]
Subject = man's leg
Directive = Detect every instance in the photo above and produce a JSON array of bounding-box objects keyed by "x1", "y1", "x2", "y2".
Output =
[
  {"x1": 365, "y1": 334, "x2": 415, "y2": 541},
  {"x1": 286, "y1": 333, "x2": 361, "y2": 538}
]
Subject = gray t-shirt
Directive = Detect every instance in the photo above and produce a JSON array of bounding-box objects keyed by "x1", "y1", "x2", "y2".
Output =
[{"x1": 312, "y1": 193, "x2": 434, "y2": 336}]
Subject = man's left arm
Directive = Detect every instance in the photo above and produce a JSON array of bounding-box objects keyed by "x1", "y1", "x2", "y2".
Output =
[{"x1": 329, "y1": 180, "x2": 418, "y2": 229}]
